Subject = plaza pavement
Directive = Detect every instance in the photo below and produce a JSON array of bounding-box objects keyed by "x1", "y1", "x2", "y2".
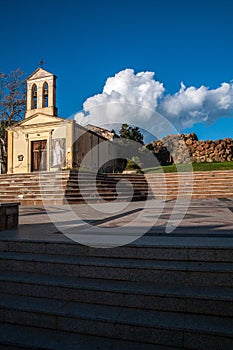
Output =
[{"x1": 1, "y1": 198, "x2": 233, "y2": 247}]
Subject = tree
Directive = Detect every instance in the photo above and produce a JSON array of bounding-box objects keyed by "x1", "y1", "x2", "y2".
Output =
[
  {"x1": 118, "y1": 123, "x2": 145, "y2": 172},
  {"x1": 119, "y1": 123, "x2": 144, "y2": 145},
  {"x1": 0, "y1": 68, "x2": 26, "y2": 173}
]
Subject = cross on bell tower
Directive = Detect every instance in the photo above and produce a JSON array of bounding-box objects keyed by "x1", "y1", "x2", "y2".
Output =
[{"x1": 38, "y1": 59, "x2": 45, "y2": 68}]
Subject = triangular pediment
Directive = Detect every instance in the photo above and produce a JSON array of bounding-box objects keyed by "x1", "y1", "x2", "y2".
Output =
[
  {"x1": 27, "y1": 68, "x2": 56, "y2": 81},
  {"x1": 13, "y1": 113, "x2": 68, "y2": 128}
]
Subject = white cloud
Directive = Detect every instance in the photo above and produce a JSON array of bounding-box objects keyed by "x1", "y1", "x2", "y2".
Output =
[
  {"x1": 74, "y1": 69, "x2": 233, "y2": 134},
  {"x1": 75, "y1": 69, "x2": 165, "y2": 134},
  {"x1": 159, "y1": 82, "x2": 233, "y2": 129}
]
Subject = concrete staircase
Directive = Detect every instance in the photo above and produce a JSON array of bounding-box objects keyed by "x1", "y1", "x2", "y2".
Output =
[
  {"x1": 65, "y1": 171, "x2": 150, "y2": 204},
  {"x1": 0, "y1": 239, "x2": 232, "y2": 349},
  {"x1": 1, "y1": 169, "x2": 233, "y2": 205},
  {"x1": 0, "y1": 171, "x2": 69, "y2": 206},
  {"x1": 0, "y1": 171, "x2": 150, "y2": 206},
  {"x1": 146, "y1": 170, "x2": 233, "y2": 200}
]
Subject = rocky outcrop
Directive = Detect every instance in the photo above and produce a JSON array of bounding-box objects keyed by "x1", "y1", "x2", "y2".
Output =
[{"x1": 147, "y1": 133, "x2": 233, "y2": 164}]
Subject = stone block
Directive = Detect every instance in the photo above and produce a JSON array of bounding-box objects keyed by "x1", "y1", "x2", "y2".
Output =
[{"x1": 0, "y1": 203, "x2": 19, "y2": 231}]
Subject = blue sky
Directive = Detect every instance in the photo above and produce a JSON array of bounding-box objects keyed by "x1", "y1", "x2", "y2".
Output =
[{"x1": 1, "y1": 0, "x2": 233, "y2": 141}]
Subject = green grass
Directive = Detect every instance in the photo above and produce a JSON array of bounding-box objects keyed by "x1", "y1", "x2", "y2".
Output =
[{"x1": 143, "y1": 161, "x2": 233, "y2": 173}]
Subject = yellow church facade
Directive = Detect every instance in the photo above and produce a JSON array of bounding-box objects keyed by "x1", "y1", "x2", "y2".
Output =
[{"x1": 7, "y1": 68, "x2": 115, "y2": 174}]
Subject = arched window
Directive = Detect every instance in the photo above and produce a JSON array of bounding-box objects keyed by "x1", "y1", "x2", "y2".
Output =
[
  {"x1": 32, "y1": 84, "x2": 37, "y2": 109},
  {"x1": 43, "y1": 82, "x2": 48, "y2": 107}
]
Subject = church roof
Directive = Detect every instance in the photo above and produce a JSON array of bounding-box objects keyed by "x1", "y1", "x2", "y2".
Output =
[
  {"x1": 27, "y1": 67, "x2": 57, "y2": 81},
  {"x1": 86, "y1": 124, "x2": 118, "y2": 141},
  {"x1": 8, "y1": 113, "x2": 71, "y2": 130}
]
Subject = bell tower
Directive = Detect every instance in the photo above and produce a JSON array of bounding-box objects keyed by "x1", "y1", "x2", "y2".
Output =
[{"x1": 25, "y1": 68, "x2": 58, "y2": 118}]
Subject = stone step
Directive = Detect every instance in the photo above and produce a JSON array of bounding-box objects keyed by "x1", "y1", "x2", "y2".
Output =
[
  {"x1": 0, "y1": 292, "x2": 232, "y2": 349},
  {"x1": 106, "y1": 174, "x2": 146, "y2": 178},
  {"x1": 148, "y1": 181, "x2": 233, "y2": 186},
  {"x1": 0, "y1": 199, "x2": 148, "y2": 207},
  {"x1": 151, "y1": 190, "x2": 233, "y2": 195},
  {"x1": 66, "y1": 182, "x2": 149, "y2": 188},
  {"x1": 0, "y1": 198, "x2": 150, "y2": 206},
  {"x1": 147, "y1": 179, "x2": 233, "y2": 184},
  {"x1": 0, "y1": 176, "x2": 69, "y2": 183},
  {"x1": 2, "y1": 170, "x2": 232, "y2": 179},
  {"x1": 146, "y1": 174, "x2": 233, "y2": 178},
  {"x1": 148, "y1": 182, "x2": 233, "y2": 187},
  {"x1": 0, "y1": 323, "x2": 170, "y2": 350},
  {"x1": 155, "y1": 193, "x2": 233, "y2": 199},
  {"x1": 150, "y1": 189, "x2": 233, "y2": 194},
  {"x1": 127, "y1": 179, "x2": 227, "y2": 186},
  {"x1": 0, "y1": 270, "x2": 232, "y2": 317},
  {"x1": 149, "y1": 190, "x2": 233, "y2": 195},
  {"x1": 1, "y1": 240, "x2": 232, "y2": 262},
  {"x1": 0, "y1": 188, "x2": 150, "y2": 197},
  {"x1": 0, "y1": 192, "x2": 111, "y2": 200},
  {"x1": 0, "y1": 252, "x2": 232, "y2": 287},
  {"x1": 65, "y1": 191, "x2": 149, "y2": 197},
  {"x1": 71, "y1": 174, "x2": 144, "y2": 179},
  {"x1": 149, "y1": 187, "x2": 233, "y2": 191},
  {"x1": 0, "y1": 181, "x2": 148, "y2": 188},
  {"x1": 146, "y1": 170, "x2": 233, "y2": 176},
  {"x1": 0, "y1": 188, "x2": 149, "y2": 196},
  {"x1": 153, "y1": 189, "x2": 233, "y2": 194},
  {"x1": 0, "y1": 183, "x2": 149, "y2": 190},
  {"x1": 0, "y1": 193, "x2": 149, "y2": 200},
  {"x1": 2, "y1": 190, "x2": 232, "y2": 201},
  {"x1": 4, "y1": 189, "x2": 233, "y2": 199},
  {"x1": 148, "y1": 179, "x2": 233, "y2": 183}
]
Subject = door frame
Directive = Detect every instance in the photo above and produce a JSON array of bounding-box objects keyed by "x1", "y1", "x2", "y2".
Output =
[{"x1": 31, "y1": 139, "x2": 48, "y2": 172}]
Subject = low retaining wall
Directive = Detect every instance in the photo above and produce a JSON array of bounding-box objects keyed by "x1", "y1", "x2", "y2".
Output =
[{"x1": 147, "y1": 133, "x2": 233, "y2": 164}]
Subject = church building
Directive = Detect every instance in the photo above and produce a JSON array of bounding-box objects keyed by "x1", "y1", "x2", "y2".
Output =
[{"x1": 7, "y1": 68, "x2": 115, "y2": 174}]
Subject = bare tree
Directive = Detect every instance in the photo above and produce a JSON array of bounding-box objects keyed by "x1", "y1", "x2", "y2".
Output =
[{"x1": 0, "y1": 68, "x2": 26, "y2": 173}]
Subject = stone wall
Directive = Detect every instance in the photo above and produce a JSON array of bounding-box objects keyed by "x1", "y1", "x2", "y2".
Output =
[{"x1": 147, "y1": 133, "x2": 233, "y2": 165}]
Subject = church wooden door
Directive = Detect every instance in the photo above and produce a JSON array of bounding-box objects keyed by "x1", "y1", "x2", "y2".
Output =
[{"x1": 31, "y1": 140, "x2": 47, "y2": 172}]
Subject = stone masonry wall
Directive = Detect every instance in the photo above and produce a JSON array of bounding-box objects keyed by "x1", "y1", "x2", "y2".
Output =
[{"x1": 147, "y1": 133, "x2": 233, "y2": 165}]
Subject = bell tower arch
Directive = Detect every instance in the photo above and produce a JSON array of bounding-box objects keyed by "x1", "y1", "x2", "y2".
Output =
[{"x1": 25, "y1": 68, "x2": 58, "y2": 118}]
